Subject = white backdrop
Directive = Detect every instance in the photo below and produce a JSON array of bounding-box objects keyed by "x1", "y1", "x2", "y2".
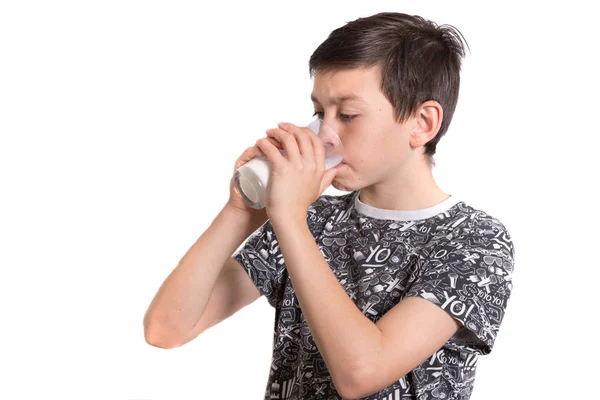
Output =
[{"x1": 1, "y1": 1, "x2": 598, "y2": 399}]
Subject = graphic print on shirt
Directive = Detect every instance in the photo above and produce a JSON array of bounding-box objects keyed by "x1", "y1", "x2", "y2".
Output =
[{"x1": 233, "y1": 191, "x2": 515, "y2": 400}]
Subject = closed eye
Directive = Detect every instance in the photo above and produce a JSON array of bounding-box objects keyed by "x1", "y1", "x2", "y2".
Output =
[{"x1": 312, "y1": 111, "x2": 358, "y2": 122}]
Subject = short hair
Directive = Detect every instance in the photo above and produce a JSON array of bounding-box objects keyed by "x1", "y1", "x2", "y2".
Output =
[{"x1": 309, "y1": 12, "x2": 469, "y2": 160}]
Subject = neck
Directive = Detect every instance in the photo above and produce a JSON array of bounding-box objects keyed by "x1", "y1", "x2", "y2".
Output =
[{"x1": 358, "y1": 155, "x2": 449, "y2": 211}]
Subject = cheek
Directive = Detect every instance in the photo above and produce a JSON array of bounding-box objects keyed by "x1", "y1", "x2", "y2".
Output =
[
  {"x1": 344, "y1": 143, "x2": 380, "y2": 173},
  {"x1": 346, "y1": 136, "x2": 404, "y2": 174},
  {"x1": 341, "y1": 117, "x2": 403, "y2": 166}
]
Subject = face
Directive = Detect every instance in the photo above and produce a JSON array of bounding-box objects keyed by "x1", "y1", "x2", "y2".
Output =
[{"x1": 311, "y1": 66, "x2": 418, "y2": 192}]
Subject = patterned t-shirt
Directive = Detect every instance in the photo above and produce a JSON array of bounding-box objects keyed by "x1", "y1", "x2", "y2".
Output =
[{"x1": 233, "y1": 190, "x2": 515, "y2": 400}]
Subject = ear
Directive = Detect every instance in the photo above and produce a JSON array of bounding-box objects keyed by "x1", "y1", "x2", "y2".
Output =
[{"x1": 409, "y1": 100, "x2": 443, "y2": 148}]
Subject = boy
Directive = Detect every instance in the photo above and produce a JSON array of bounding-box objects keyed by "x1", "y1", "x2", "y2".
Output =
[{"x1": 144, "y1": 12, "x2": 515, "y2": 400}]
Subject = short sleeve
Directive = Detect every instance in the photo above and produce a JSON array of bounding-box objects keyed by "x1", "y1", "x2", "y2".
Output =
[
  {"x1": 405, "y1": 215, "x2": 515, "y2": 355},
  {"x1": 233, "y1": 219, "x2": 285, "y2": 308}
]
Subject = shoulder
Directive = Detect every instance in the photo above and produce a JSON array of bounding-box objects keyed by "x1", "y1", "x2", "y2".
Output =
[
  {"x1": 419, "y1": 201, "x2": 515, "y2": 270},
  {"x1": 425, "y1": 201, "x2": 515, "y2": 282},
  {"x1": 452, "y1": 202, "x2": 515, "y2": 260}
]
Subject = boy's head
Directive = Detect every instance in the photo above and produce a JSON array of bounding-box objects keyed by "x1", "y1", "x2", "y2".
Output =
[{"x1": 308, "y1": 12, "x2": 468, "y2": 191}]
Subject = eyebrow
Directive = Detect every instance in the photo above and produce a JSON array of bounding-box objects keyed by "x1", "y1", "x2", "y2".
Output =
[{"x1": 310, "y1": 93, "x2": 365, "y2": 104}]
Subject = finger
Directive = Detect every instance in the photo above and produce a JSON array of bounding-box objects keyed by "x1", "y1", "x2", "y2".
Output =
[
  {"x1": 234, "y1": 139, "x2": 278, "y2": 170},
  {"x1": 245, "y1": 137, "x2": 281, "y2": 159},
  {"x1": 278, "y1": 122, "x2": 314, "y2": 165},
  {"x1": 255, "y1": 137, "x2": 286, "y2": 169},
  {"x1": 261, "y1": 136, "x2": 284, "y2": 149},
  {"x1": 319, "y1": 167, "x2": 338, "y2": 195},
  {"x1": 265, "y1": 128, "x2": 301, "y2": 163},
  {"x1": 235, "y1": 148, "x2": 261, "y2": 168},
  {"x1": 305, "y1": 125, "x2": 325, "y2": 172}
]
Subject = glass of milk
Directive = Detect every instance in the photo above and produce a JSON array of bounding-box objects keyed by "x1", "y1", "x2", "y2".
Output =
[{"x1": 233, "y1": 118, "x2": 344, "y2": 209}]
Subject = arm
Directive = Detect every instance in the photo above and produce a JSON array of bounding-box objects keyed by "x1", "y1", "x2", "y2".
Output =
[
  {"x1": 143, "y1": 205, "x2": 266, "y2": 348},
  {"x1": 271, "y1": 217, "x2": 461, "y2": 399}
]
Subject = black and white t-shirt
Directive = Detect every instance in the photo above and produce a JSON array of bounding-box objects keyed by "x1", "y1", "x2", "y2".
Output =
[{"x1": 233, "y1": 190, "x2": 515, "y2": 400}]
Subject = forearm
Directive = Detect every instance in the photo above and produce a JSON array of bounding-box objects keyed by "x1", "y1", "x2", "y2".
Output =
[
  {"x1": 144, "y1": 205, "x2": 265, "y2": 343},
  {"x1": 271, "y1": 218, "x2": 383, "y2": 392}
]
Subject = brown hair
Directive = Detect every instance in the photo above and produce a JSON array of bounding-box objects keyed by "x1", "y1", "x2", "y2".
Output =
[{"x1": 309, "y1": 12, "x2": 469, "y2": 160}]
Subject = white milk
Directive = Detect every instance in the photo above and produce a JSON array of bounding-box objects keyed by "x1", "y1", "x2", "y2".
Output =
[{"x1": 233, "y1": 156, "x2": 271, "y2": 209}]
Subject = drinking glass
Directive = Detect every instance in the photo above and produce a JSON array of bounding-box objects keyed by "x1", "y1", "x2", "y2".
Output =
[{"x1": 233, "y1": 118, "x2": 343, "y2": 209}]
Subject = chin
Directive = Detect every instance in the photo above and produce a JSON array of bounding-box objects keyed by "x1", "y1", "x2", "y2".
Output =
[
  {"x1": 331, "y1": 178, "x2": 353, "y2": 192},
  {"x1": 332, "y1": 164, "x2": 358, "y2": 191}
]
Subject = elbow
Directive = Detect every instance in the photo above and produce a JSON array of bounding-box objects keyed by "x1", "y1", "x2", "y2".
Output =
[
  {"x1": 337, "y1": 366, "x2": 404, "y2": 399},
  {"x1": 332, "y1": 364, "x2": 374, "y2": 400},
  {"x1": 335, "y1": 383, "x2": 360, "y2": 400},
  {"x1": 143, "y1": 316, "x2": 182, "y2": 349},
  {"x1": 144, "y1": 328, "x2": 180, "y2": 349}
]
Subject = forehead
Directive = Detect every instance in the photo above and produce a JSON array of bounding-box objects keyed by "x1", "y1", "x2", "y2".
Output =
[{"x1": 311, "y1": 66, "x2": 382, "y2": 104}]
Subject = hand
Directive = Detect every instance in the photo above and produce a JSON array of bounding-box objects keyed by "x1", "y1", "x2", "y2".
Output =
[
  {"x1": 255, "y1": 122, "x2": 338, "y2": 223},
  {"x1": 226, "y1": 135, "x2": 284, "y2": 224}
]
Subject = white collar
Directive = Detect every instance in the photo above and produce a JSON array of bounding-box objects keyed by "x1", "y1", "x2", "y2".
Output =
[{"x1": 353, "y1": 190, "x2": 461, "y2": 221}]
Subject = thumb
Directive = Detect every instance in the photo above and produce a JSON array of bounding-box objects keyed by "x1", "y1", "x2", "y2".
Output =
[{"x1": 319, "y1": 168, "x2": 338, "y2": 195}]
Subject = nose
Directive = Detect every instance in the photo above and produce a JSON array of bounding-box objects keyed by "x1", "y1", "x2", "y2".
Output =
[
  {"x1": 319, "y1": 121, "x2": 343, "y2": 148},
  {"x1": 320, "y1": 119, "x2": 343, "y2": 139},
  {"x1": 322, "y1": 117, "x2": 340, "y2": 135}
]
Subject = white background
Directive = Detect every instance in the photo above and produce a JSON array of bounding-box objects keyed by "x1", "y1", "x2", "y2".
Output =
[{"x1": 1, "y1": 1, "x2": 598, "y2": 399}]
